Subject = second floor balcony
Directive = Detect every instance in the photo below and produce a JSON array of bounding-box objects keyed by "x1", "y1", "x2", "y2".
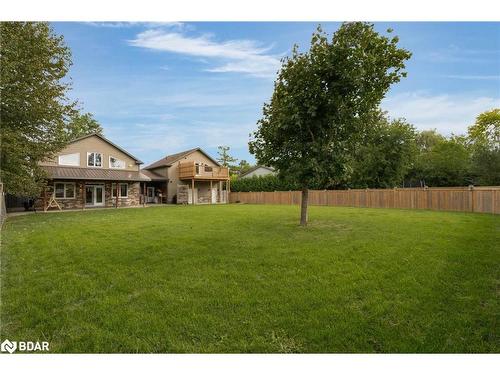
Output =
[{"x1": 178, "y1": 161, "x2": 230, "y2": 180}]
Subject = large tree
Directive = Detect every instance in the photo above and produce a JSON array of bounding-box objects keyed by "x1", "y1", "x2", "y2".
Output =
[
  {"x1": 217, "y1": 146, "x2": 238, "y2": 169},
  {"x1": 349, "y1": 114, "x2": 417, "y2": 189},
  {"x1": 468, "y1": 109, "x2": 500, "y2": 185},
  {"x1": 0, "y1": 22, "x2": 76, "y2": 195},
  {"x1": 249, "y1": 23, "x2": 411, "y2": 225},
  {"x1": 65, "y1": 112, "x2": 103, "y2": 141},
  {"x1": 414, "y1": 135, "x2": 472, "y2": 187}
]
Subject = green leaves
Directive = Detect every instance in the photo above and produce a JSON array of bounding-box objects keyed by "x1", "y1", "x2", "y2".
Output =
[
  {"x1": 249, "y1": 22, "x2": 411, "y2": 190},
  {"x1": 1, "y1": 22, "x2": 76, "y2": 196},
  {"x1": 467, "y1": 108, "x2": 500, "y2": 150},
  {"x1": 65, "y1": 112, "x2": 104, "y2": 141},
  {"x1": 217, "y1": 146, "x2": 238, "y2": 169},
  {"x1": 349, "y1": 115, "x2": 418, "y2": 189},
  {"x1": 231, "y1": 175, "x2": 299, "y2": 192}
]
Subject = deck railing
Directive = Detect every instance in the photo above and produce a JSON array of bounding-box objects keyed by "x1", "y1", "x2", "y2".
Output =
[{"x1": 178, "y1": 161, "x2": 229, "y2": 179}]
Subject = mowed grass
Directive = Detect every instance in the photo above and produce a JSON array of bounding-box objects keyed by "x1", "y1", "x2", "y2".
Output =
[{"x1": 1, "y1": 204, "x2": 498, "y2": 353}]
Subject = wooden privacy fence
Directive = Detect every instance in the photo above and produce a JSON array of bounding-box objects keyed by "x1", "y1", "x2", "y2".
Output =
[{"x1": 230, "y1": 187, "x2": 500, "y2": 214}]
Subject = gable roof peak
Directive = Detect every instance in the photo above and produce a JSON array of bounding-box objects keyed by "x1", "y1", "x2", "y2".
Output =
[
  {"x1": 67, "y1": 133, "x2": 143, "y2": 164},
  {"x1": 143, "y1": 147, "x2": 220, "y2": 170}
]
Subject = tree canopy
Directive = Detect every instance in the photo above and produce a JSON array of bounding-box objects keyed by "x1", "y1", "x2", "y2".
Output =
[
  {"x1": 0, "y1": 22, "x2": 101, "y2": 196},
  {"x1": 249, "y1": 23, "x2": 411, "y2": 225},
  {"x1": 467, "y1": 108, "x2": 500, "y2": 185},
  {"x1": 349, "y1": 114, "x2": 417, "y2": 189},
  {"x1": 1, "y1": 22, "x2": 76, "y2": 195},
  {"x1": 216, "y1": 146, "x2": 237, "y2": 167},
  {"x1": 65, "y1": 112, "x2": 103, "y2": 141}
]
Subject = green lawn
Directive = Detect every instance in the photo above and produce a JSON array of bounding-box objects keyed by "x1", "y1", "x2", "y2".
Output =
[{"x1": 1, "y1": 205, "x2": 498, "y2": 353}]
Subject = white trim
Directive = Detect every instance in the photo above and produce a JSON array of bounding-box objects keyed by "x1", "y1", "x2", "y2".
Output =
[
  {"x1": 54, "y1": 182, "x2": 76, "y2": 199},
  {"x1": 85, "y1": 184, "x2": 105, "y2": 206},
  {"x1": 147, "y1": 186, "x2": 155, "y2": 203},
  {"x1": 58, "y1": 152, "x2": 80, "y2": 166},
  {"x1": 111, "y1": 183, "x2": 128, "y2": 198},
  {"x1": 87, "y1": 151, "x2": 103, "y2": 168},
  {"x1": 109, "y1": 155, "x2": 126, "y2": 169}
]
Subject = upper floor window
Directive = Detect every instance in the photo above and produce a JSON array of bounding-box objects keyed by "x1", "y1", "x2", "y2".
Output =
[
  {"x1": 87, "y1": 152, "x2": 102, "y2": 167},
  {"x1": 109, "y1": 156, "x2": 126, "y2": 169},
  {"x1": 58, "y1": 153, "x2": 80, "y2": 166}
]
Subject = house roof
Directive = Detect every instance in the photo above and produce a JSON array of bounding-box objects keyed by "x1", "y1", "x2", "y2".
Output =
[
  {"x1": 143, "y1": 147, "x2": 220, "y2": 170},
  {"x1": 41, "y1": 165, "x2": 151, "y2": 181},
  {"x1": 68, "y1": 133, "x2": 143, "y2": 164},
  {"x1": 140, "y1": 169, "x2": 167, "y2": 181},
  {"x1": 239, "y1": 165, "x2": 275, "y2": 178}
]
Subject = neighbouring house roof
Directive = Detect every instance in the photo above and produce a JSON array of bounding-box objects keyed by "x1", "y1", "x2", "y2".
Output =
[
  {"x1": 68, "y1": 133, "x2": 144, "y2": 164},
  {"x1": 41, "y1": 165, "x2": 151, "y2": 181},
  {"x1": 143, "y1": 147, "x2": 220, "y2": 170},
  {"x1": 140, "y1": 169, "x2": 168, "y2": 181},
  {"x1": 239, "y1": 165, "x2": 275, "y2": 178}
]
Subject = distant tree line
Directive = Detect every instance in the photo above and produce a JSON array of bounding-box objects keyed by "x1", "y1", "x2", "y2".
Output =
[{"x1": 234, "y1": 108, "x2": 499, "y2": 192}]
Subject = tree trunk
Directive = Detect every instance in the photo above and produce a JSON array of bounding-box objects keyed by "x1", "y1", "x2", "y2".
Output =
[{"x1": 300, "y1": 188, "x2": 309, "y2": 226}]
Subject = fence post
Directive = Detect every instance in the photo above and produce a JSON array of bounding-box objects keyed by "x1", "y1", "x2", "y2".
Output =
[{"x1": 469, "y1": 185, "x2": 474, "y2": 213}]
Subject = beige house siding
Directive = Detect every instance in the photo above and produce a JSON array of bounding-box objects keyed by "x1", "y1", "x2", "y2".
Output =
[
  {"x1": 149, "y1": 166, "x2": 168, "y2": 177},
  {"x1": 40, "y1": 135, "x2": 140, "y2": 171}
]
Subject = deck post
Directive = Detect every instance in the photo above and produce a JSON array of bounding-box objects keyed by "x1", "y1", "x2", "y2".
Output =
[
  {"x1": 191, "y1": 179, "x2": 195, "y2": 205},
  {"x1": 210, "y1": 180, "x2": 213, "y2": 204}
]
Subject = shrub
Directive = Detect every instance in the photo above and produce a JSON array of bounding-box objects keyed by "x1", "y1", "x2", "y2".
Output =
[{"x1": 231, "y1": 175, "x2": 299, "y2": 192}]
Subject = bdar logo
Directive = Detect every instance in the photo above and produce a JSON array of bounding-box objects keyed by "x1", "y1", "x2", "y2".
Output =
[{"x1": 1, "y1": 339, "x2": 17, "y2": 354}]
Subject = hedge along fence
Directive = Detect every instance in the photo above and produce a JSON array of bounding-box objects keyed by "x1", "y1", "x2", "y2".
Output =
[{"x1": 229, "y1": 187, "x2": 500, "y2": 214}]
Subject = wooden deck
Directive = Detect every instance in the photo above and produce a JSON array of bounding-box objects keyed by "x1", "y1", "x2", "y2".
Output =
[{"x1": 179, "y1": 161, "x2": 230, "y2": 180}]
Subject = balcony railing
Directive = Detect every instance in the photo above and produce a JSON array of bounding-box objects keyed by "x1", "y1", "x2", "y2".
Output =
[{"x1": 178, "y1": 161, "x2": 229, "y2": 180}]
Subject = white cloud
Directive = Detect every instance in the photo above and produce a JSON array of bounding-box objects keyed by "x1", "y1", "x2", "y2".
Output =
[
  {"x1": 151, "y1": 91, "x2": 266, "y2": 108},
  {"x1": 128, "y1": 29, "x2": 281, "y2": 78},
  {"x1": 383, "y1": 92, "x2": 500, "y2": 135},
  {"x1": 444, "y1": 75, "x2": 500, "y2": 81}
]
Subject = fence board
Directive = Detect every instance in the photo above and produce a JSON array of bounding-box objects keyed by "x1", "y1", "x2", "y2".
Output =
[{"x1": 229, "y1": 187, "x2": 500, "y2": 214}]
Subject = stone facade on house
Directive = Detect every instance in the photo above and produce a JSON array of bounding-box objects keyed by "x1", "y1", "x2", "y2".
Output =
[{"x1": 36, "y1": 180, "x2": 142, "y2": 210}]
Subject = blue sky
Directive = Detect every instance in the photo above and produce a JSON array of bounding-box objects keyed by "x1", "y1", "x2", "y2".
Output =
[{"x1": 52, "y1": 22, "x2": 500, "y2": 165}]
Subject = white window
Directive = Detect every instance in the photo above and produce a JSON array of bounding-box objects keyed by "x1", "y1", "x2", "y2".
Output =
[
  {"x1": 111, "y1": 183, "x2": 128, "y2": 198},
  {"x1": 109, "y1": 156, "x2": 126, "y2": 169},
  {"x1": 58, "y1": 153, "x2": 80, "y2": 166},
  {"x1": 54, "y1": 182, "x2": 75, "y2": 199},
  {"x1": 87, "y1": 152, "x2": 102, "y2": 167}
]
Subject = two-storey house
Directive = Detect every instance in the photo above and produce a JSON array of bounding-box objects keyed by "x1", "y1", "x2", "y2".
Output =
[
  {"x1": 38, "y1": 133, "x2": 150, "y2": 210},
  {"x1": 141, "y1": 148, "x2": 230, "y2": 204}
]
